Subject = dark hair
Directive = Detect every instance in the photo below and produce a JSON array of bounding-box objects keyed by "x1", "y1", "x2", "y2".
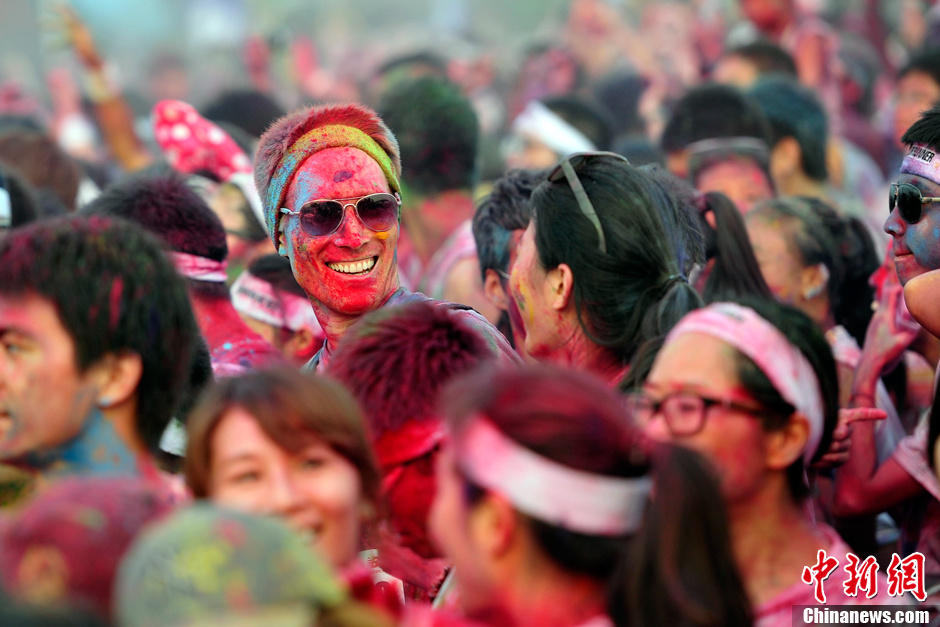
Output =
[
  {"x1": 0, "y1": 216, "x2": 199, "y2": 453},
  {"x1": 327, "y1": 301, "x2": 491, "y2": 436},
  {"x1": 441, "y1": 365, "x2": 752, "y2": 627},
  {"x1": 898, "y1": 48, "x2": 940, "y2": 90},
  {"x1": 901, "y1": 102, "x2": 940, "y2": 150},
  {"x1": 185, "y1": 367, "x2": 380, "y2": 513},
  {"x1": 542, "y1": 95, "x2": 616, "y2": 152},
  {"x1": 660, "y1": 84, "x2": 771, "y2": 154},
  {"x1": 81, "y1": 170, "x2": 229, "y2": 299},
  {"x1": 201, "y1": 89, "x2": 286, "y2": 139},
  {"x1": 698, "y1": 192, "x2": 774, "y2": 303},
  {"x1": 749, "y1": 78, "x2": 828, "y2": 181},
  {"x1": 246, "y1": 253, "x2": 307, "y2": 298},
  {"x1": 0, "y1": 131, "x2": 82, "y2": 211},
  {"x1": 532, "y1": 158, "x2": 703, "y2": 366},
  {"x1": 378, "y1": 76, "x2": 479, "y2": 196},
  {"x1": 0, "y1": 164, "x2": 39, "y2": 228},
  {"x1": 748, "y1": 197, "x2": 877, "y2": 344},
  {"x1": 723, "y1": 40, "x2": 797, "y2": 78},
  {"x1": 472, "y1": 168, "x2": 544, "y2": 279},
  {"x1": 593, "y1": 71, "x2": 648, "y2": 137},
  {"x1": 730, "y1": 297, "x2": 839, "y2": 499}
]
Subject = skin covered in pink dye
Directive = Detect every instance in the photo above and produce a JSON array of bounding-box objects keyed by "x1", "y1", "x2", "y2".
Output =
[
  {"x1": 885, "y1": 172, "x2": 940, "y2": 286},
  {"x1": 280, "y1": 147, "x2": 401, "y2": 344}
]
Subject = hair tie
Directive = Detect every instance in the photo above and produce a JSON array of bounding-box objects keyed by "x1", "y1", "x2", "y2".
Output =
[{"x1": 664, "y1": 273, "x2": 689, "y2": 289}]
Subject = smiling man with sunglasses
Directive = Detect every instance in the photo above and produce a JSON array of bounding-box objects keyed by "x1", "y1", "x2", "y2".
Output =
[
  {"x1": 886, "y1": 104, "x2": 940, "y2": 286},
  {"x1": 254, "y1": 102, "x2": 515, "y2": 371}
]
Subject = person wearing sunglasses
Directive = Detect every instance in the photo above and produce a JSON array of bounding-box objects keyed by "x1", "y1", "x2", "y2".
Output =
[
  {"x1": 508, "y1": 151, "x2": 703, "y2": 387},
  {"x1": 885, "y1": 104, "x2": 940, "y2": 288},
  {"x1": 253, "y1": 102, "x2": 515, "y2": 371}
]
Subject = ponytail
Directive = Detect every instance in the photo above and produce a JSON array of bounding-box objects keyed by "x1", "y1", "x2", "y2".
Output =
[{"x1": 610, "y1": 443, "x2": 752, "y2": 627}]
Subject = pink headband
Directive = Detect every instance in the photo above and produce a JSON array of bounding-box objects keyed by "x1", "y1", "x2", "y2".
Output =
[
  {"x1": 456, "y1": 417, "x2": 651, "y2": 536},
  {"x1": 900, "y1": 143, "x2": 940, "y2": 186},
  {"x1": 665, "y1": 303, "x2": 825, "y2": 463},
  {"x1": 230, "y1": 271, "x2": 321, "y2": 333},
  {"x1": 169, "y1": 252, "x2": 228, "y2": 283}
]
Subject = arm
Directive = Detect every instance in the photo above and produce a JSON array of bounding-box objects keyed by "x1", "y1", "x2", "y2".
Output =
[{"x1": 57, "y1": 4, "x2": 152, "y2": 172}]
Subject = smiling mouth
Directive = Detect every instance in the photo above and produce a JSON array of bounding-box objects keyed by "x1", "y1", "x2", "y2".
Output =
[{"x1": 326, "y1": 257, "x2": 377, "y2": 275}]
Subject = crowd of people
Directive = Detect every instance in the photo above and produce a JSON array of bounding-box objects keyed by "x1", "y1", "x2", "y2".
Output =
[{"x1": 3, "y1": 0, "x2": 940, "y2": 625}]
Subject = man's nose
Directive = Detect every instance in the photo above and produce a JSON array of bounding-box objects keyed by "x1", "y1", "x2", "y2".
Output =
[
  {"x1": 884, "y1": 207, "x2": 906, "y2": 238},
  {"x1": 332, "y1": 205, "x2": 366, "y2": 248}
]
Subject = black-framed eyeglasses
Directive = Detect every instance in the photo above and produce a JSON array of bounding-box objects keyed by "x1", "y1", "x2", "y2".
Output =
[
  {"x1": 547, "y1": 151, "x2": 631, "y2": 255},
  {"x1": 280, "y1": 192, "x2": 401, "y2": 237},
  {"x1": 625, "y1": 391, "x2": 769, "y2": 437},
  {"x1": 889, "y1": 182, "x2": 940, "y2": 224}
]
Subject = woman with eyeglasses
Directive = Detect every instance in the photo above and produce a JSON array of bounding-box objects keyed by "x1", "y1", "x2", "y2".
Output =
[
  {"x1": 635, "y1": 298, "x2": 896, "y2": 624},
  {"x1": 508, "y1": 152, "x2": 703, "y2": 387},
  {"x1": 429, "y1": 364, "x2": 752, "y2": 627}
]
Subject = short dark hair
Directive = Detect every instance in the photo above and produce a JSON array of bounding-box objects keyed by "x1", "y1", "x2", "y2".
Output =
[
  {"x1": 724, "y1": 40, "x2": 797, "y2": 78},
  {"x1": 542, "y1": 95, "x2": 616, "y2": 151},
  {"x1": 660, "y1": 83, "x2": 771, "y2": 153},
  {"x1": 201, "y1": 89, "x2": 286, "y2": 139},
  {"x1": 246, "y1": 254, "x2": 306, "y2": 298},
  {"x1": 327, "y1": 301, "x2": 491, "y2": 436},
  {"x1": 81, "y1": 171, "x2": 229, "y2": 298},
  {"x1": 898, "y1": 48, "x2": 940, "y2": 89},
  {"x1": 378, "y1": 76, "x2": 479, "y2": 196},
  {"x1": 0, "y1": 216, "x2": 199, "y2": 453},
  {"x1": 472, "y1": 168, "x2": 545, "y2": 280},
  {"x1": 0, "y1": 130, "x2": 82, "y2": 211},
  {"x1": 749, "y1": 77, "x2": 828, "y2": 181},
  {"x1": 901, "y1": 103, "x2": 940, "y2": 150}
]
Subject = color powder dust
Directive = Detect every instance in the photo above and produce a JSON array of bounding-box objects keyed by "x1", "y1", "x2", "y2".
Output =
[
  {"x1": 333, "y1": 169, "x2": 354, "y2": 183},
  {"x1": 375, "y1": 232, "x2": 389, "y2": 240}
]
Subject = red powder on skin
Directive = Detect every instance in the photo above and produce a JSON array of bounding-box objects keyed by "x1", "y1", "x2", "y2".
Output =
[{"x1": 333, "y1": 169, "x2": 354, "y2": 183}]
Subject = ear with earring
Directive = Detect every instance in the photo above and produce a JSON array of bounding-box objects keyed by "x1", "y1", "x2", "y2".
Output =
[{"x1": 97, "y1": 397, "x2": 114, "y2": 410}]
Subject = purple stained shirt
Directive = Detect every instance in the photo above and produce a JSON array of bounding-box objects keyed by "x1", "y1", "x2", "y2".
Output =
[{"x1": 304, "y1": 287, "x2": 519, "y2": 373}]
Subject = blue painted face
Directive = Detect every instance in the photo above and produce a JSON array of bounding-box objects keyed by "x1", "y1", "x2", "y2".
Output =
[{"x1": 885, "y1": 173, "x2": 940, "y2": 286}]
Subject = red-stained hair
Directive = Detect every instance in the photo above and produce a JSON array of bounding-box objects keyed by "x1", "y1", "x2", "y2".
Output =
[{"x1": 326, "y1": 301, "x2": 491, "y2": 436}]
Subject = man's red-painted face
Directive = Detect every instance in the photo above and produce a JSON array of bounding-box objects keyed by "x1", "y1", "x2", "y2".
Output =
[{"x1": 280, "y1": 147, "x2": 400, "y2": 317}]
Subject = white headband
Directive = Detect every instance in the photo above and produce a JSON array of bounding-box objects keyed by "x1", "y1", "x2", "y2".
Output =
[
  {"x1": 511, "y1": 100, "x2": 597, "y2": 157},
  {"x1": 456, "y1": 417, "x2": 651, "y2": 536},
  {"x1": 231, "y1": 271, "x2": 321, "y2": 333},
  {"x1": 665, "y1": 303, "x2": 825, "y2": 463},
  {"x1": 900, "y1": 143, "x2": 940, "y2": 186},
  {"x1": 169, "y1": 251, "x2": 229, "y2": 283}
]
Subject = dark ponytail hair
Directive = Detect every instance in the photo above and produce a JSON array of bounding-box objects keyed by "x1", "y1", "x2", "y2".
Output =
[
  {"x1": 441, "y1": 365, "x2": 752, "y2": 627},
  {"x1": 697, "y1": 191, "x2": 774, "y2": 303},
  {"x1": 531, "y1": 159, "x2": 703, "y2": 366}
]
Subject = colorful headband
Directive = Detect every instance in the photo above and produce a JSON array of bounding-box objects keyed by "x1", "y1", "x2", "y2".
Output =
[
  {"x1": 456, "y1": 417, "x2": 651, "y2": 536},
  {"x1": 511, "y1": 100, "x2": 596, "y2": 157},
  {"x1": 264, "y1": 125, "x2": 401, "y2": 246},
  {"x1": 665, "y1": 303, "x2": 825, "y2": 463},
  {"x1": 169, "y1": 252, "x2": 228, "y2": 283},
  {"x1": 900, "y1": 143, "x2": 940, "y2": 187},
  {"x1": 231, "y1": 271, "x2": 321, "y2": 334}
]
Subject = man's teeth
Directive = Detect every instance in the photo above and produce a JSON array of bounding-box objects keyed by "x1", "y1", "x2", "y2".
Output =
[{"x1": 327, "y1": 258, "x2": 376, "y2": 274}]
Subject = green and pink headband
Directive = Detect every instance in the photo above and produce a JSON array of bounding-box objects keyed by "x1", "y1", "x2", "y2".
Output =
[{"x1": 263, "y1": 125, "x2": 401, "y2": 245}]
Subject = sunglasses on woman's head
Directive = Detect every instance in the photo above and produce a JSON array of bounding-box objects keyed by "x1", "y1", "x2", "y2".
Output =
[
  {"x1": 889, "y1": 182, "x2": 940, "y2": 224},
  {"x1": 280, "y1": 193, "x2": 401, "y2": 237},
  {"x1": 547, "y1": 151, "x2": 631, "y2": 255}
]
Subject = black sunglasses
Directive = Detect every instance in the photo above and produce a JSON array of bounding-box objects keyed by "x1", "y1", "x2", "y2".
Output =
[
  {"x1": 547, "y1": 151, "x2": 631, "y2": 255},
  {"x1": 889, "y1": 182, "x2": 940, "y2": 224},
  {"x1": 280, "y1": 193, "x2": 401, "y2": 237}
]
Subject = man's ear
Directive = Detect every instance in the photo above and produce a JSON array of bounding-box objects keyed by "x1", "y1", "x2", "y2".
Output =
[
  {"x1": 91, "y1": 351, "x2": 143, "y2": 409},
  {"x1": 283, "y1": 327, "x2": 319, "y2": 361},
  {"x1": 277, "y1": 217, "x2": 289, "y2": 256},
  {"x1": 801, "y1": 263, "x2": 830, "y2": 300},
  {"x1": 483, "y1": 269, "x2": 509, "y2": 311},
  {"x1": 547, "y1": 263, "x2": 574, "y2": 312},
  {"x1": 764, "y1": 413, "x2": 810, "y2": 471},
  {"x1": 770, "y1": 136, "x2": 801, "y2": 181}
]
